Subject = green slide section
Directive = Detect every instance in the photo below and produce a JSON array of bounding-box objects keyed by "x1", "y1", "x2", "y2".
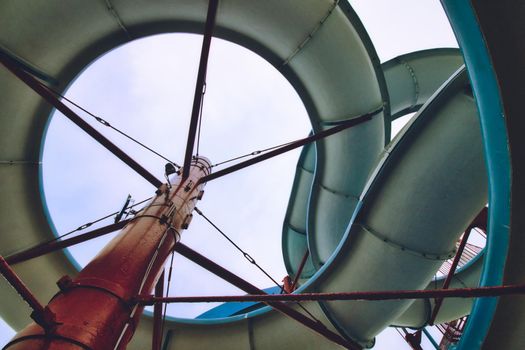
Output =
[{"x1": 283, "y1": 48, "x2": 465, "y2": 280}]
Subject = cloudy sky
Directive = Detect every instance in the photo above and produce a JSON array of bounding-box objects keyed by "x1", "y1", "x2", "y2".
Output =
[{"x1": 1, "y1": 0, "x2": 459, "y2": 348}]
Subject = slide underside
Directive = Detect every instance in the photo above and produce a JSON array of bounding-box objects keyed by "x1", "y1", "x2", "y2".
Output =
[{"x1": 0, "y1": 1, "x2": 522, "y2": 349}]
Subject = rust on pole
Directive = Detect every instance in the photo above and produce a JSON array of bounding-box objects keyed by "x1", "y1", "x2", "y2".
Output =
[
  {"x1": 182, "y1": 0, "x2": 219, "y2": 179},
  {"x1": 173, "y1": 243, "x2": 360, "y2": 350},
  {"x1": 199, "y1": 107, "x2": 381, "y2": 184},
  {"x1": 4, "y1": 157, "x2": 211, "y2": 350},
  {"x1": 5, "y1": 220, "x2": 130, "y2": 265},
  {"x1": 0, "y1": 52, "x2": 163, "y2": 188}
]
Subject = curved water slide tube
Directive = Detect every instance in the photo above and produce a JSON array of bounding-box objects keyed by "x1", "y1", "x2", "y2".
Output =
[
  {"x1": 283, "y1": 48, "x2": 466, "y2": 283},
  {"x1": 282, "y1": 48, "x2": 486, "y2": 331},
  {"x1": 0, "y1": 0, "x2": 521, "y2": 349}
]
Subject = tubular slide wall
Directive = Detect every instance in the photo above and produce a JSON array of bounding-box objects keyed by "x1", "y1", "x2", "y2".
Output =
[{"x1": 0, "y1": 1, "x2": 522, "y2": 349}]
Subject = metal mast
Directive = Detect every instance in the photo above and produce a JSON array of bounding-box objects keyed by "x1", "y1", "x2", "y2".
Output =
[{"x1": 6, "y1": 158, "x2": 211, "y2": 350}]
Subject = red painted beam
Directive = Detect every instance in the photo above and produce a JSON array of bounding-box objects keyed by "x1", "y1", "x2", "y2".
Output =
[
  {"x1": 199, "y1": 107, "x2": 381, "y2": 184},
  {"x1": 137, "y1": 284, "x2": 525, "y2": 304},
  {"x1": 0, "y1": 52, "x2": 163, "y2": 188},
  {"x1": 5, "y1": 220, "x2": 130, "y2": 265},
  {"x1": 173, "y1": 243, "x2": 360, "y2": 350}
]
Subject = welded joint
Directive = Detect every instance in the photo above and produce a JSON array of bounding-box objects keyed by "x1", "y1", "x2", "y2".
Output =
[
  {"x1": 357, "y1": 223, "x2": 456, "y2": 260},
  {"x1": 317, "y1": 105, "x2": 384, "y2": 127},
  {"x1": 399, "y1": 59, "x2": 420, "y2": 109},
  {"x1": 318, "y1": 182, "x2": 359, "y2": 199},
  {"x1": 282, "y1": 0, "x2": 340, "y2": 66},
  {"x1": 298, "y1": 164, "x2": 314, "y2": 174},
  {"x1": 287, "y1": 223, "x2": 307, "y2": 235}
]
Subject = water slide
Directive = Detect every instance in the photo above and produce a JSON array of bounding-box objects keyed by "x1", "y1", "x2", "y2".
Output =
[{"x1": 0, "y1": 1, "x2": 522, "y2": 349}]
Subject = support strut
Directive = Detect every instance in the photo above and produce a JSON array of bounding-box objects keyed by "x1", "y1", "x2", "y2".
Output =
[
  {"x1": 0, "y1": 257, "x2": 56, "y2": 332},
  {"x1": 137, "y1": 283, "x2": 525, "y2": 304},
  {"x1": 172, "y1": 243, "x2": 360, "y2": 350},
  {"x1": 0, "y1": 52, "x2": 163, "y2": 188}
]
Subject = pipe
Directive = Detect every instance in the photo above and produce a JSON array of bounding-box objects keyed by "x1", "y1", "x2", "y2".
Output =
[{"x1": 137, "y1": 284, "x2": 525, "y2": 304}]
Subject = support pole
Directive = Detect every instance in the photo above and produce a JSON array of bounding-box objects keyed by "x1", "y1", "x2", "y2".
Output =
[{"x1": 4, "y1": 157, "x2": 211, "y2": 350}]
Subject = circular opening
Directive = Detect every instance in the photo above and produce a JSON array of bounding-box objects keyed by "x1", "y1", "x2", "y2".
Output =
[{"x1": 41, "y1": 33, "x2": 310, "y2": 318}]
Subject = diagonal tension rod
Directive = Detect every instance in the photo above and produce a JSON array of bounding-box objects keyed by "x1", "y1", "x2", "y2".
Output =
[
  {"x1": 5, "y1": 220, "x2": 130, "y2": 265},
  {"x1": 168, "y1": 243, "x2": 361, "y2": 350},
  {"x1": 199, "y1": 106, "x2": 383, "y2": 184},
  {"x1": 0, "y1": 52, "x2": 163, "y2": 188},
  {"x1": 182, "y1": 0, "x2": 220, "y2": 179}
]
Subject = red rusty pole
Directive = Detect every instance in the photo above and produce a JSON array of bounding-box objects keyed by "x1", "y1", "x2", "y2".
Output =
[{"x1": 4, "y1": 157, "x2": 211, "y2": 350}]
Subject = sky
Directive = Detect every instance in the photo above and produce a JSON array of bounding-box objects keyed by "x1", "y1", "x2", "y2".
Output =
[{"x1": 1, "y1": 0, "x2": 464, "y2": 348}]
